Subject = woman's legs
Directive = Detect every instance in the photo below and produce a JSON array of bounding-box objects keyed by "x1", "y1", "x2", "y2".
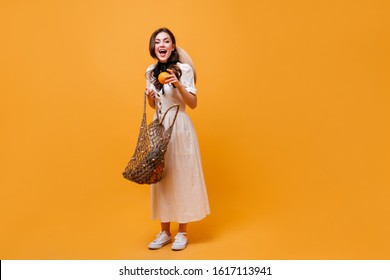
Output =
[
  {"x1": 161, "y1": 222, "x2": 171, "y2": 236},
  {"x1": 178, "y1": 223, "x2": 187, "y2": 233},
  {"x1": 161, "y1": 222, "x2": 187, "y2": 234}
]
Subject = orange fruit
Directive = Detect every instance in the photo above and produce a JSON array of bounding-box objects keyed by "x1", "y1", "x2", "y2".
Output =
[{"x1": 158, "y1": 72, "x2": 169, "y2": 84}]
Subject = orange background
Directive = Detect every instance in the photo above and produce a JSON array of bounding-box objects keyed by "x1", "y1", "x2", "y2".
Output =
[{"x1": 1, "y1": 0, "x2": 389, "y2": 259}]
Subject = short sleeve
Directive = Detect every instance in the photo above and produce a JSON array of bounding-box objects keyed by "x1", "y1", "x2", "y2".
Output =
[{"x1": 179, "y1": 63, "x2": 197, "y2": 94}]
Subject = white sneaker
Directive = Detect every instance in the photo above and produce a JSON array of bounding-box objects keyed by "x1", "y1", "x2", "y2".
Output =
[
  {"x1": 171, "y1": 232, "x2": 188, "y2": 251},
  {"x1": 148, "y1": 231, "x2": 172, "y2": 250}
]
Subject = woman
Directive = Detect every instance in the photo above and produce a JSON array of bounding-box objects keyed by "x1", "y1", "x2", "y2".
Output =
[{"x1": 145, "y1": 27, "x2": 210, "y2": 251}]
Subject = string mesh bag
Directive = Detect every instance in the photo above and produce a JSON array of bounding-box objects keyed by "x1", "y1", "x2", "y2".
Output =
[{"x1": 122, "y1": 94, "x2": 179, "y2": 185}]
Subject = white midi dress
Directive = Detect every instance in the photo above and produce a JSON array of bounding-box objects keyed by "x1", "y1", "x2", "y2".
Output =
[{"x1": 146, "y1": 62, "x2": 210, "y2": 223}]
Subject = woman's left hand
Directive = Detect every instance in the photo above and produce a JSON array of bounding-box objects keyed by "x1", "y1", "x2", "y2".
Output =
[
  {"x1": 165, "y1": 68, "x2": 197, "y2": 109},
  {"x1": 165, "y1": 69, "x2": 180, "y2": 87}
]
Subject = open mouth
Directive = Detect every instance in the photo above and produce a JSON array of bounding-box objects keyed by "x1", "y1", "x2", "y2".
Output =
[{"x1": 158, "y1": 49, "x2": 167, "y2": 56}]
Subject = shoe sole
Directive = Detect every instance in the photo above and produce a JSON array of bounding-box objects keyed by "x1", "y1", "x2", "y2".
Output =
[{"x1": 148, "y1": 239, "x2": 172, "y2": 250}]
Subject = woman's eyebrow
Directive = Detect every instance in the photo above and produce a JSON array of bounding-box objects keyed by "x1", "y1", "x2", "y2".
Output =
[{"x1": 155, "y1": 37, "x2": 170, "y2": 41}]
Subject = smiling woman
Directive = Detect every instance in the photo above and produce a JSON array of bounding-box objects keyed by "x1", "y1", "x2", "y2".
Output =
[{"x1": 141, "y1": 27, "x2": 210, "y2": 251}]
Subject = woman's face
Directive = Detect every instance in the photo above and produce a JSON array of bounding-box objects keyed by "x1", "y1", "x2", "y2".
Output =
[{"x1": 154, "y1": 32, "x2": 175, "y2": 63}]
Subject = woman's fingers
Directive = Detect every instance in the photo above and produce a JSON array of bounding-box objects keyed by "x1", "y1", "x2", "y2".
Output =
[
  {"x1": 145, "y1": 88, "x2": 155, "y2": 98},
  {"x1": 165, "y1": 70, "x2": 178, "y2": 85},
  {"x1": 166, "y1": 69, "x2": 177, "y2": 80}
]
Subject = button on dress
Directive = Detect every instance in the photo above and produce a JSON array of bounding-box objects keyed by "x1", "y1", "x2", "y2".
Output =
[{"x1": 146, "y1": 62, "x2": 210, "y2": 223}]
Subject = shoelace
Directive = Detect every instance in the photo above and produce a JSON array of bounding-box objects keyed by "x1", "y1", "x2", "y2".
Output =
[
  {"x1": 174, "y1": 233, "x2": 187, "y2": 243},
  {"x1": 153, "y1": 231, "x2": 168, "y2": 243}
]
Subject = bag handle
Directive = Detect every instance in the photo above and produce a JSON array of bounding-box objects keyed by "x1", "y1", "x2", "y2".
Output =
[
  {"x1": 160, "y1": 104, "x2": 180, "y2": 130},
  {"x1": 141, "y1": 90, "x2": 147, "y2": 121},
  {"x1": 144, "y1": 90, "x2": 179, "y2": 130}
]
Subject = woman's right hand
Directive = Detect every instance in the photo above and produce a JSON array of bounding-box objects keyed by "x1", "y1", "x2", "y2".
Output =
[{"x1": 145, "y1": 88, "x2": 156, "y2": 108}]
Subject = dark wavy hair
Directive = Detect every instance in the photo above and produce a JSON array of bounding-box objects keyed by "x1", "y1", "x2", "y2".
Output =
[{"x1": 147, "y1": 27, "x2": 182, "y2": 91}]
